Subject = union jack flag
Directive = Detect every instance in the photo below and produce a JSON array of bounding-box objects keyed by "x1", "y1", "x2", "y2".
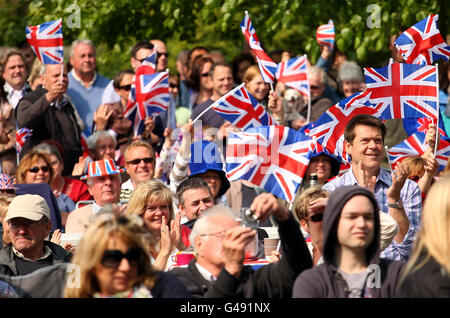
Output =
[
  {"x1": 403, "y1": 117, "x2": 447, "y2": 139},
  {"x1": 316, "y1": 19, "x2": 335, "y2": 48},
  {"x1": 276, "y1": 55, "x2": 310, "y2": 98},
  {"x1": 124, "y1": 71, "x2": 170, "y2": 136},
  {"x1": 16, "y1": 127, "x2": 32, "y2": 155},
  {"x1": 301, "y1": 91, "x2": 384, "y2": 164},
  {"x1": 394, "y1": 14, "x2": 450, "y2": 65},
  {"x1": 0, "y1": 174, "x2": 15, "y2": 190},
  {"x1": 240, "y1": 13, "x2": 277, "y2": 83},
  {"x1": 240, "y1": 11, "x2": 259, "y2": 43},
  {"x1": 387, "y1": 131, "x2": 450, "y2": 172},
  {"x1": 226, "y1": 126, "x2": 314, "y2": 203},
  {"x1": 135, "y1": 45, "x2": 157, "y2": 76},
  {"x1": 211, "y1": 83, "x2": 274, "y2": 130},
  {"x1": 26, "y1": 19, "x2": 63, "y2": 64},
  {"x1": 364, "y1": 63, "x2": 438, "y2": 120}
]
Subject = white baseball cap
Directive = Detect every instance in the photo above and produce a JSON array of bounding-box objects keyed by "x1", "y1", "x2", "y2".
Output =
[{"x1": 4, "y1": 194, "x2": 51, "y2": 222}]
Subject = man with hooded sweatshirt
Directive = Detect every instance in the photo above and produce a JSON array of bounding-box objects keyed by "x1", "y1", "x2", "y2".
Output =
[{"x1": 292, "y1": 185, "x2": 404, "y2": 298}]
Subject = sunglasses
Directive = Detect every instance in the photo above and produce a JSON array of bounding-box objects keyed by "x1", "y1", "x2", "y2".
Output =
[
  {"x1": 118, "y1": 84, "x2": 131, "y2": 91},
  {"x1": 308, "y1": 213, "x2": 324, "y2": 223},
  {"x1": 201, "y1": 72, "x2": 210, "y2": 78},
  {"x1": 101, "y1": 248, "x2": 144, "y2": 268},
  {"x1": 157, "y1": 52, "x2": 169, "y2": 58},
  {"x1": 126, "y1": 157, "x2": 154, "y2": 165},
  {"x1": 310, "y1": 85, "x2": 321, "y2": 90},
  {"x1": 169, "y1": 83, "x2": 178, "y2": 88},
  {"x1": 29, "y1": 166, "x2": 50, "y2": 173}
]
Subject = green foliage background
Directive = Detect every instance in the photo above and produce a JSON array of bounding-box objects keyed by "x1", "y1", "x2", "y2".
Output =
[{"x1": 0, "y1": 0, "x2": 448, "y2": 79}]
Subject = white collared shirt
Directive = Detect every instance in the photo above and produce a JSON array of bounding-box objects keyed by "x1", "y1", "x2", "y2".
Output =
[
  {"x1": 92, "y1": 202, "x2": 103, "y2": 215},
  {"x1": 70, "y1": 70, "x2": 97, "y2": 90},
  {"x1": 3, "y1": 82, "x2": 28, "y2": 109},
  {"x1": 12, "y1": 246, "x2": 52, "y2": 262},
  {"x1": 195, "y1": 262, "x2": 217, "y2": 282}
]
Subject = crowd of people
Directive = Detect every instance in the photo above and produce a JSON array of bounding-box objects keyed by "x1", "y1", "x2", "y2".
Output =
[{"x1": 0, "y1": 31, "x2": 449, "y2": 300}]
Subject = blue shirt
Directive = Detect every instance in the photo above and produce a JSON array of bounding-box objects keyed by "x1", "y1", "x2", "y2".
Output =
[
  {"x1": 67, "y1": 71, "x2": 110, "y2": 136},
  {"x1": 323, "y1": 168, "x2": 422, "y2": 262}
]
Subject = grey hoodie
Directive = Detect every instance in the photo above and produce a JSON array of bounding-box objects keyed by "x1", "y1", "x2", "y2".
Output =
[{"x1": 292, "y1": 185, "x2": 404, "y2": 298}]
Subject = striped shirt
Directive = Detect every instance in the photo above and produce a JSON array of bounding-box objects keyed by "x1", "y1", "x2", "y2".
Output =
[{"x1": 323, "y1": 168, "x2": 422, "y2": 261}]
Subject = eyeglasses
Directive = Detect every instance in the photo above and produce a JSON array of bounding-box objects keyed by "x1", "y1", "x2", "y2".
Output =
[
  {"x1": 28, "y1": 166, "x2": 50, "y2": 173},
  {"x1": 118, "y1": 84, "x2": 131, "y2": 91},
  {"x1": 200, "y1": 230, "x2": 227, "y2": 239},
  {"x1": 308, "y1": 213, "x2": 324, "y2": 223},
  {"x1": 126, "y1": 157, "x2": 154, "y2": 165},
  {"x1": 157, "y1": 52, "x2": 169, "y2": 58},
  {"x1": 100, "y1": 247, "x2": 144, "y2": 268},
  {"x1": 201, "y1": 72, "x2": 210, "y2": 78}
]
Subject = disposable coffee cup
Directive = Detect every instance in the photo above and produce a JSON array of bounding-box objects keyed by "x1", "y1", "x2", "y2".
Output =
[{"x1": 264, "y1": 238, "x2": 280, "y2": 259}]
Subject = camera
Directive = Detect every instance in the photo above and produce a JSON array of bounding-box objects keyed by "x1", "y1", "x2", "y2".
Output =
[{"x1": 240, "y1": 208, "x2": 259, "y2": 229}]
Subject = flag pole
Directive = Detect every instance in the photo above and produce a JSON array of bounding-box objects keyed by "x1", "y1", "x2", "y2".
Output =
[
  {"x1": 166, "y1": 69, "x2": 171, "y2": 128},
  {"x1": 192, "y1": 83, "x2": 245, "y2": 124},
  {"x1": 306, "y1": 88, "x2": 311, "y2": 124},
  {"x1": 304, "y1": 54, "x2": 311, "y2": 124},
  {"x1": 384, "y1": 145, "x2": 397, "y2": 178},
  {"x1": 434, "y1": 63, "x2": 440, "y2": 155}
]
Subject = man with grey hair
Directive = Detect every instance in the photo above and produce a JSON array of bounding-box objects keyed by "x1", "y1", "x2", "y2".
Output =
[
  {"x1": 66, "y1": 158, "x2": 123, "y2": 233},
  {"x1": 16, "y1": 63, "x2": 83, "y2": 175},
  {"x1": 337, "y1": 60, "x2": 366, "y2": 98},
  {"x1": 0, "y1": 194, "x2": 71, "y2": 276},
  {"x1": 289, "y1": 65, "x2": 333, "y2": 130},
  {"x1": 71, "y1": 130, "x2": 117, "y2": 176},
  {"x1": 170, "y1": 192, "x2": 312, "y2": 297},
  {"x1": 67, "y1": 39, "x2": 110, "y2": 136}
]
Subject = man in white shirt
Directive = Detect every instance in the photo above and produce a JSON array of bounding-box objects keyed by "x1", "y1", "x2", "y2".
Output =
[{"x1": 1, "y1": 50, "x2": 30, "y2": 109}]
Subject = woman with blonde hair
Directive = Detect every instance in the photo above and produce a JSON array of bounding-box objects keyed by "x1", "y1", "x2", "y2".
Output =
[
  {"x1": 402, "y1": 152, "x2": 438, "y2": 200},
  {"x1": 243, "y1": 65, "x2": 270, "y2": 104},
  {"x1": 125, "y1": 179, "x2": 185, "y2": 271},
  {"x1": 64, "y1": 213, "x2": 190, "y2": 298},
  {"x1": 15, "y1": 150, "x2": 53, "y2": 185},
  {"x1": 396, "y1": 176, "x2": 450, "y2": 297}
]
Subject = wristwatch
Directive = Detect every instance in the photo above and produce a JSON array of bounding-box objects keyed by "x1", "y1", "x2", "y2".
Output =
[{"x1": 387, "y1": 199, "x2": 403, "y2": 209}]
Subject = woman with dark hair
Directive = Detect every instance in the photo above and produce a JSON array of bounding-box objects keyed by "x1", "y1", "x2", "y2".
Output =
[
  {"x1": 33, "y1": 142, "x2": 92, "y2": 225},
  {"x1": 0, "y1": 78, "x2": 16, "y2": 176},
  {"x1": 113, "y1": 69, "x2": 135, "y2": 111},
  {"x1": 232, "y1": 52, "x2": 256, "y2": 85},
  {"x1": 187, "y1": 54, "x2": 214, "y2": 110}
]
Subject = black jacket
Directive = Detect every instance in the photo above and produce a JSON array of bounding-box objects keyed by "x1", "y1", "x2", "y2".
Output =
[
  {"x1": 16, "y1": 86, "x2": 83, "y2": 175},
  {"x1": 395, "y1": 251, "x2": 450, "y2": 298},
  {"x1": 293, "y1": 186, "x2": 404, "y2": 298},
  {"x1": 171, "y1": 214, "x2": 312, "y2": 298},
  {"x1": 0, "y1": 241, "x2": 72, "y2": 276}
]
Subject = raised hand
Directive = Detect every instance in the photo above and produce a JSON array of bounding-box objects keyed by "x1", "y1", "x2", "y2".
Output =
[{"x1": 222, "y1": 226, "x2": 257, "y2": 277}]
